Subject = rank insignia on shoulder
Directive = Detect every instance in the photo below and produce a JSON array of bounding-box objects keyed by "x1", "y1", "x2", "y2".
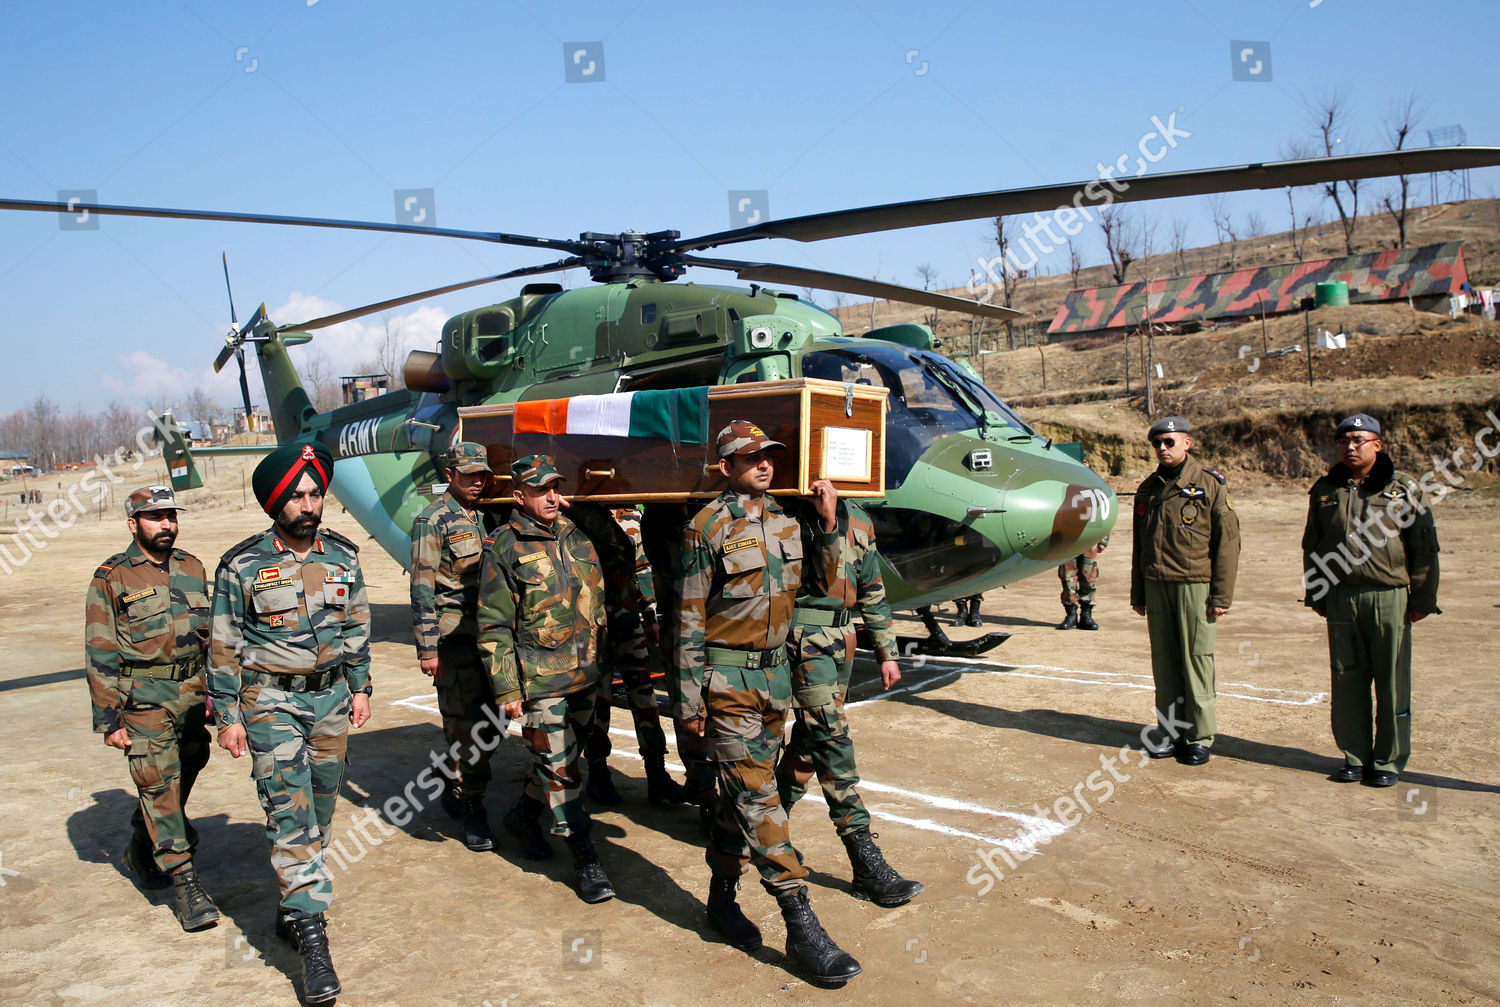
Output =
[
  {"x1": 518, "y1": 550, "x2": 547, "y2": 564},
  {"x1": 257, "y1": 567, "x2": 282, "y2": 584},
  {"x1": 724, "y1": 537, "x2": 760, "y2": 555},
  {"x1": 1206, "y1": 468, "x2": 1227, "y2": 485},
  {"x1": 120, "y1": 588, "x2": 156, "y2": 604}
]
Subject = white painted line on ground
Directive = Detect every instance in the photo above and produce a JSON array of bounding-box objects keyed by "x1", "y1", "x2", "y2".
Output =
[{"x1": 388, "y1": 688, "x2": 1063, "y2": 853}]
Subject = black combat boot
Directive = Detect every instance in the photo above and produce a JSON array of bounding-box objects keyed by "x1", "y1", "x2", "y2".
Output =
[
  {"x1": 1057, "y1": 605, "x2": 1079, "y2": 630},
  {"x1": 290, "y1": 913, "x2": 341, "y2": 1005},
  {"x1": 644, "y1": 752, "x2": 687, "y2": 804},
  {"x1": 170, "y1": 864, "x2": 221, "y2": 931},
  {"x1": 565, "y1": 832, "x2": 615, "y2": 903},
  {"x1": 1078, "y1": 602, "x2": 1099, "y2": 631},
  {"x1": 503, "y1": 795, "x2": 553, "y2": 860},
  {"x1": 123, "y1": 835, "x2": 172, "y2": 890},
  {"x1": 706, "y1": 876, "x2": 763, "y2": 950},
  {"x1": 439, "y1": 772, "x2": 464, "y2": 819},
  {"x1": 951, "y1": 598, "x2": 970, "y2": 626},
  {"x1": 841, "y1": 828, "x2": 924, "y2": 907},
  {"x1": 775, "y1": 886, "x2": 862, "y2": 984},
  {"x1": 965, "y1": 597, "x2": 983, "y2": 627},
  {"x1": 585, "y1": 760, "x2": 624, "y2": 806},
  {"x1": 462, "y1": 796, "x2": 496, "y2": 852}
]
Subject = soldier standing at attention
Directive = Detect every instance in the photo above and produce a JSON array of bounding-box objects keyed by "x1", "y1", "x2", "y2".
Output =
[
  {"x1": 1130, "y1": 417, "x2": 1240, "y2": 766},
  {"x1": 410, "y1": 442, "x2": 498, "y2": 850},
  {"x1": 478, "y1": 455, "x2": 614, "y2": 903},
  {"x1": 676, "y1": 420, "x2": 861, "y2": 985},
  {"x1": 84, "y1": 485, "x2": 218, "y2": 932},
  {"x1": 777, "y1": 496, "x2": 922, "y2": 907},
  {"x1": 1302, "y1": 414, "x2": 1439, "y2": 787},
  {"x1": 209, "y1": 442, "x2": 371, "y2": 1006},
  {"x1": 1057, "y1": 533, "x2": 1110, "y2": 630}
]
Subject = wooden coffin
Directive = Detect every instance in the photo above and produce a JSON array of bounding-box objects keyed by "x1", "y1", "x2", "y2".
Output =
[{"x1": 457, "y1": 378, "x2": 888, "y2": 503}]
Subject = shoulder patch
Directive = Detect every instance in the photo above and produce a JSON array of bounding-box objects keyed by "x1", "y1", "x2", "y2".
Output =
[
  {"x1": 320, "y1": 528, "x2": 360, "y2": 553},
  {"x1": 93, "y1": 565, "x2": 114, "y2": 579},
  {"x1": 93, "y1": 551, "x2": 127, "y2": 580},
  {"x1": 1206, "y1": 468, "x2": 1227, "y2": 485}
]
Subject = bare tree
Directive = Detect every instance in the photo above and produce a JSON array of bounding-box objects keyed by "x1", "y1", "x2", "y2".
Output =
[
  {"x1": 992, "y1": 218, "x2": 1024, "y2": 347},
  {"x1": 1168, "y1": 218, "x2": 1190, "y2": 275},
  {"x1": 1381, "y1": 91, "x2": 1427, "y2": 248},
  {"x1": 1303, "y1": 90, "x2": 1361, "y2": 253},
  {"x1": 183, "y1": 388, "x2": 227, "y2": 429},
  {"x1": 300, "y1": 350, "x2": 344, "y2": 413},
  {"x1": 915, "y1": 263, "x2": 940, "y2": 332},
  {"x1": 1098, "y1": 206, "x2": 1142, "y2": 284},
  {"x1": 1206, "y1": 194, "x2": 1239, "y2": 269},
  {"x1": 1284, "y1": 188, "x2": 1306, "y2": 261},
  {"x1": 1067, "y1": 238, "x2": 1084, "y2": 287}
]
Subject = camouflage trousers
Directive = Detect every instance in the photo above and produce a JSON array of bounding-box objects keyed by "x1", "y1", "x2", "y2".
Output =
[
  {"x1": 121, "y1": 672, "x2": 211, "y2": 873},
  {"x1": 777, "y1": 625, "x2": 870, "y2": 837},
  {"x1": 586, "y1": 655, "x2": 667, "y2": 763},
  {"x1": 520, "y1": 689, "x2": 595, "y2": 838},
  {"x1": 662, "y1": 643, "x2": 716, "y2": 800},
  {"x1": 435, "y1": 637, "x2": 500, "y2": 800},
  {"x1": 243, "y1": 679, "x2": 350, "y2": 917},
  {"x1": 703, "y1": 656, "x2": 807, "y2": 892},
  {"x1": 1058, "y1": 555, "x2": 1101, "y2": 606}
]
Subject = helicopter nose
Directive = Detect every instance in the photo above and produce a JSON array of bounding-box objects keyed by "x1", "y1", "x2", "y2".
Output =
[{"x1": 998, "y1": 459, "x2": 1116, "y2": 563}]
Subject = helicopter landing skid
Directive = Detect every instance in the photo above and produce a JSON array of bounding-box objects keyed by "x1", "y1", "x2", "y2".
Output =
[{"x1": 891, "y1": 607, "x2": 1011, "y2": 659}]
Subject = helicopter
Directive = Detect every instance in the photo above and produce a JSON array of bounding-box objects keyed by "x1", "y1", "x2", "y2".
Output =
[{"x1": 9, "y1": 144, "x2": 1497, "y2": 656}]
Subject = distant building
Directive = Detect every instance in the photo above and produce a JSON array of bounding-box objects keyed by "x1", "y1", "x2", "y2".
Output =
[{"x1": 341, "y1": 373, "x2": 391, "y2": 405}]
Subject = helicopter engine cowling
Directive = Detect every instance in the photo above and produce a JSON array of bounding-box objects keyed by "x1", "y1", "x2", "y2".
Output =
[{"x1": 402, "y1": 350, "x2": 450, "y2": 394}]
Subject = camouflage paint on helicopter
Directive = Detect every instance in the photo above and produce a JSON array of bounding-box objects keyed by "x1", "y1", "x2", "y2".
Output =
[{"x1": 165, "y1": 278, "x2": 1114, "y2": 613}]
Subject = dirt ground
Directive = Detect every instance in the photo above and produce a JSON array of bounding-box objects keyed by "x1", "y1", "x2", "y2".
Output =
[{"x1": 2, "y1": 458, "x2": 1497, "y2": 1007}]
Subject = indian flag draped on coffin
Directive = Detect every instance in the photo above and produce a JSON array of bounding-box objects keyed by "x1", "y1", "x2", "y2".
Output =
[{"x1": 512, "y1": 387, "x2": 710, "y2": 444}]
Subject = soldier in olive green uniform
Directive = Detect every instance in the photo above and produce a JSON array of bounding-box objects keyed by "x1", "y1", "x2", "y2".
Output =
[
  {"x1": 410, "y1": 441, "x2": 498, "y2": 849},
  {"x1": 1130, "y1": 417, "x2": 1240, "y2": 766},
  {"x1": 676, "y1": 420, "x2": 860, "y2": 985},
  {"x1": 209, "y1": 442, "x2": 370, "y2": 1005},
  {"x1": 477, "y1": 455, "x2": 614, "y2": 903},
  {"x1": 778, "y1": 496, "x2": 922, "y2": 908},
  {"x1": 1302, "y1": 414, "x2": 1440, "y2": 787},
  {"x1": 84, "y1": 485, "x2": 219, "y2": 931}
]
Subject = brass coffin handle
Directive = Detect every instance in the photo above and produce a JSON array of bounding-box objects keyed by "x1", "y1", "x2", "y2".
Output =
[{"x1": 586, "y1": 468, "x2": 616, "y2": 479}]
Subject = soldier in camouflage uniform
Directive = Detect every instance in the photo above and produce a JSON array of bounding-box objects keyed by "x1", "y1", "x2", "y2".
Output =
[
  {"x1": 410, "y1": 441, "x2": 499, "y2": 850},
  {"x1": 1302, "y1": 414, "x2": 1440, "y2": 787},
  {"x1": 569, "y1": 503, "x2": 686, "y2": 806},
  {"x1": 676, "y1": 419, "x2": 861, "y2": 985},
  {"x1": 1057, "y1": 533, "x2": 1110, "y2": 630},
  {"x1": 777, "y1": 497, "x2": 922, "y2": 908},
  {"x1": 1130, "y1": 417, "x2": 1240, "y2": 767},
  {"x1": 209, "y1": 442, "x2": 370, "y2": 1005},
  {"x1": 477, "y1": 455, "x2": 614, "y2": 903},
  {"x1": 84, "y1": 485, "x2": 219, "y2": 931}
]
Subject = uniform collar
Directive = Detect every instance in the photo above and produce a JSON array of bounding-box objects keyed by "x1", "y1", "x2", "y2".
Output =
[
  {"x1": 441, "y1": 492, "x2": 476, "y2": 519},
  {"x1": 269, "y1": 529, "x2": 325, "y2": 555},
  {"x1": 510, "y1": 508, "x2": 560, "y2": 541},
  {"x1": 1329, "y1": 451, "x2": 1394, "y2": 492}
]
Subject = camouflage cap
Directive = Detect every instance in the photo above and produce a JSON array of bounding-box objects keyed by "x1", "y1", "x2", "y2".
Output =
[
  {"x1": 511, "y1": 453, "x2": 565, "y2": 487},
  {"x1": 716, "y1": 419, "x2": 785, "y2": 458},
  {"x1": 1336, "y1": 413, "x2": 1382, "y2": 437},
  {"x1": 125, "y1": 484, "x2": 186, "y2": 518},
  {"x1": 446, "y1": 441, "x2": 493, "y2": 474},
  {"x1": 1147, "y1": 416, "x2": 1191, "y2": 440}
]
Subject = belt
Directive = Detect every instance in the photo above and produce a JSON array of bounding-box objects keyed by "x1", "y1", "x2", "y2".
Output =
[
  {"x1": 793, "y1": 607, "x2": 853, "y2": 629},
  {"x1": 123, "y1": 658, "x2": 203, "y2": 682},
  {"x1": 243, "y1": 668, "x2": 345, "y2": 692},
  {"x1": 705, "y1": 645, "x2": 787, "y2": 670}
]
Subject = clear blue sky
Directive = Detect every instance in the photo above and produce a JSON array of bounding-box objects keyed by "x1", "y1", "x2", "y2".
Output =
[{"x1": 2, "y1": 0, "x2": 1495, "y2": 413}]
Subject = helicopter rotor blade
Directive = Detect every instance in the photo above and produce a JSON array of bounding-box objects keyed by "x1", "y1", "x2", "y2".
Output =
[
  {"x1": 221, "y1": 251, "x2": 239, "y2": 325},
  {"x1": 0, "y1": 198, "x2": 594, "y2": 256},
  {"x1": 669, "y1": 146, "x2": 1500, "y2": 252},
  {"x1": 276, "y1": 257, "x2": 584, "y2": 332},
  {"x1": 676, "y1": 255, "x2": 1022, "y2": 322},
  {"x1": 235, "y1": 348, "x2": 253, "y2": 421}
]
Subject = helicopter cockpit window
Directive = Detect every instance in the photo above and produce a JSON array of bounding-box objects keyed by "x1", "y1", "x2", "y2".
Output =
[
  {"x1": 914, "y1": 351, "x2": 1036, "y2": 436},
  {"x1": 802, "y1": 344, "x2": 979, "y2": 490}
]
